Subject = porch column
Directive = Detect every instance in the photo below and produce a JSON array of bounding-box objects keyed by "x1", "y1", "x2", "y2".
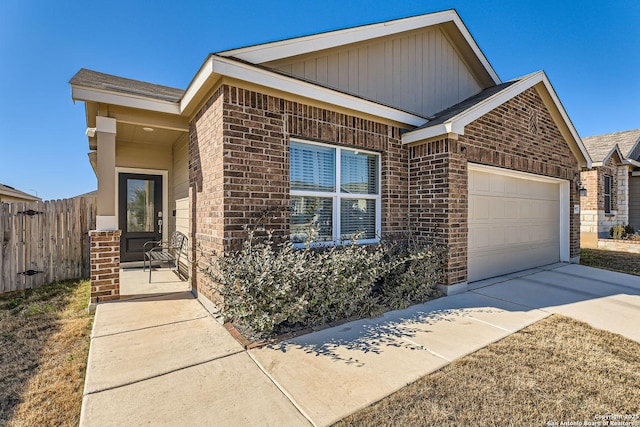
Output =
[
  {"x1": 89, "y1": 116, "x2": 119, "y2": 311},
  {"x1": 89, "y1": 230, "x2": 121, "y2": 310},
  {"x1": 95, "y1": 116, "x2": 117, "y2": 230}
]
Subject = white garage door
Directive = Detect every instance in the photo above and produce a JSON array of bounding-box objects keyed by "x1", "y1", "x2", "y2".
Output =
[{"x1": 468, "y1": 166, "x2": 561, "y2": 282}]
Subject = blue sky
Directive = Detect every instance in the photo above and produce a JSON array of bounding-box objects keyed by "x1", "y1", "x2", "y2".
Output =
[{"x1": 1, "y1": 1, "x2": 638, "y2": 200}]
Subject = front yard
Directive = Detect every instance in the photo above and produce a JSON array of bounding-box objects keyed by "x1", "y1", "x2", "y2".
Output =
[
  {"x1": 335, "y1": 251, "x2": 640, "y2": 426},
  {"x1": 580, "y1": 248, "x2": 640, "y2": 276},
  {"x1": 335, "y1": 315, "x2": 640, "y2": 426},
  {"x1": 0, "y1": 279, "x2": 92, "y2": 426}
]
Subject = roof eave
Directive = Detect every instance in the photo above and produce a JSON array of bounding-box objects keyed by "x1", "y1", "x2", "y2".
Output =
[
  {"x1": 0, "y1": 188, "x2": 40, "y2": 201},
  {"x1": 400, "y1": 71, "x2": 592, "y2": 169},
  {"x1": 218, "y1": 10, "x2": 501, "y2": 86},
  {"x1": 624, "y1": 158, "x2": 640, "y2": 168},
  {"x1": 71, "y1": 85, "x2": 181, "y2": 115},
  {"x1": 180, "y1": 55, "x2": 428, "y2": 126}
]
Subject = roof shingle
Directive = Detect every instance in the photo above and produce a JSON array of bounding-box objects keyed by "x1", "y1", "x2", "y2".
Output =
[
  {"x1": 70, "y1": 68, "x2": 184, "y2": 103},
  {"x1": 582, "y1": 129, "x2": 640, "y2": 162}
]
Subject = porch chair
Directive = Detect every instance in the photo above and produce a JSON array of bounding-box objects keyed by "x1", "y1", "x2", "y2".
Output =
[{"x1": 143, "y1": 231, "x2": 188, "y2": 283}]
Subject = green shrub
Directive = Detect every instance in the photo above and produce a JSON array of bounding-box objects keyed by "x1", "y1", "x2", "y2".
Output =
[
  {"x1": 201, "y1": 228, "x2": 445, "y2": 339},
  {"x1": 624, "y1": 224, "x2": 635, "y2": 236},
  {"x1": 610, "y1": 224, "x2": 635, "y2": 240}
]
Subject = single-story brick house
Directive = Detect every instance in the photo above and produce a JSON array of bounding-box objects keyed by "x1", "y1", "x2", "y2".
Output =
[
  {"x1": 580, "y1": 129, "x2": 640, "y2": 246},
  {"x1": 70, "y1": 10, "x2": 591, "y2": 310}
]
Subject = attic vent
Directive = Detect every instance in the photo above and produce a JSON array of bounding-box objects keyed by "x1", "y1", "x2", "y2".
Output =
[{"x1": 528, "y1": 108, "x2": 539, "y2": 135}]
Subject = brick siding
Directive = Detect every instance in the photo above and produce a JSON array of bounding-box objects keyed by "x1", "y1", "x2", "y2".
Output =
[
  {"x1": 460, "y1": 87, "x2": 581, "y2": 262},
  {"x1": 190, "y1": 84, "x2": 407, "y2": 297},
  {"x1": 89, "y1": 230, "x2": 121, "y2": 303},
  {"x1": 190, "y1": 83, "x2": 582, "y2": 295},
  {"x1": 410, "y1": 87, "x2": 581, "y2": 284}
]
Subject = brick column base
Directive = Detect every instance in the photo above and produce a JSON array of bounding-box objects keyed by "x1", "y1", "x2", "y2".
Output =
[{"x1": 89, "y1": 230, "x2": 122, "y2": 310}]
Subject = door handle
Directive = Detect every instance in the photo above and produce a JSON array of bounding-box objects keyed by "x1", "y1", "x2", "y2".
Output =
[{"x1": 158, "y1": 219, "x2": 163, "y2": 235}]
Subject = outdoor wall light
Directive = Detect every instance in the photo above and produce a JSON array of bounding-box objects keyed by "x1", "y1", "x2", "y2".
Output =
[
  {"x1": 575, "y1": 179, "x2": 587, "y2": 197},
  {"x1": 85, "y1": 127, "x2": 97, "y2": 137}
]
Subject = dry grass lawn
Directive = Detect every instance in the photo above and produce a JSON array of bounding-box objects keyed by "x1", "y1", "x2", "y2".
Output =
[
  {"x1": 0, "y1": 279, "x2": 92, "y2": 427},
  {"x1": 335, "y1": 315, "x2": 640, "y2": 426},
  {"x1": 581, "y1": 248, "x2": 640, "y2": 276}
]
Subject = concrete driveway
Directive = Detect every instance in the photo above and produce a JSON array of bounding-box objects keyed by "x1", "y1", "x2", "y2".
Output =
[{"x1": 80, "y1": 263, "x2": 640, "y2": 426}]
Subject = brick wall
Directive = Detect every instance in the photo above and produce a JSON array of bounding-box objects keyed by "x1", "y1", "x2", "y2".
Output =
[
  {"x1": 409, "y1": 138, "x2": 467, "y2": 284},
  {"x1": 191, "y1": 83, "x2": 582, "y2": 293},
  {"x1": 190, "y1": 84, "x2": 407, "y2": 299},
  {"x1": 460, "y1": 87, "x2": 581, "y2": 260},
  {"x1": 89, "y1": 230, "x2": 121, "y2": 304},
  {"x1": 410, "y1": 87, "x2": 582, "y2": 285},
  {"x1": 189, "y1": 89, "x2": 225, "y2": 302}
]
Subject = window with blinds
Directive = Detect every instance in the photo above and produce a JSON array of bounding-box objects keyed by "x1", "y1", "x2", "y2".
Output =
[
  {"x1": 290, "y1": 140, "x2": 380, "y2": 244},
  {"x1": 604, "y1": 175, "x2": 612, "y2": 214}
]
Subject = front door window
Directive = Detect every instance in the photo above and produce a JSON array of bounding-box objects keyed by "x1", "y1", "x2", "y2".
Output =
[
  {"x1": 118, "y1": 173, "x2": 163, "y2": 262},
  {"x1": 126, "y1": 179, "x2": 156, "y2": 232}
]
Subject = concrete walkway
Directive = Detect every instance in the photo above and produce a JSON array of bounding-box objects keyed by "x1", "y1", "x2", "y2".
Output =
[{"x1": 80, "y1": 264, "x2": 640, "y2": 426}]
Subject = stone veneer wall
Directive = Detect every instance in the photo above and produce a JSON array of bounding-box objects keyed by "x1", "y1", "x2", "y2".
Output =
[{"x1": 580, "y1": 158, "x2": 628, "y2": 246}]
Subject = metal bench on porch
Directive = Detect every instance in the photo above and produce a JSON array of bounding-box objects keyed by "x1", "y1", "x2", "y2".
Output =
[{"x1": 143, "y1": 231, "x2": 188, "y2": 283}]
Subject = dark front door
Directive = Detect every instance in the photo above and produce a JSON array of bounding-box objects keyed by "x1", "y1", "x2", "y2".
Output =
[{"x1": 118, "y1": 173, "x2": 163, "y2": 262}]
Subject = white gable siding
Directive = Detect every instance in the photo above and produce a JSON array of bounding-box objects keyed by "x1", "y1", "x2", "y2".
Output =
[{"x1": 265, "y1": 27, "x2": 482, "y2": 117}]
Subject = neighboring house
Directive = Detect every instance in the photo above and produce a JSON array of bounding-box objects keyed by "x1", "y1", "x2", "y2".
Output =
[
  {"x1": 69, "y1": 10, "x2": 591, "y2": 309},
  {"x1": 0, "y1": 184, "x2": 41, "y2": 203},
  {"x1": 580, "y1": 129, "x2": 640, "y2": 247}
]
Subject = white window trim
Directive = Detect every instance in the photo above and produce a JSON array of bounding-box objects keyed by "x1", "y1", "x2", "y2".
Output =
[{"x1": 290, "y1": 139, "x2": 381, "y2": 246}]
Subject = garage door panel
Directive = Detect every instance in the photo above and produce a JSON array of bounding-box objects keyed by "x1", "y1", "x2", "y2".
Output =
[
  {"x1": 469, "y1": 168, "x2": 561, "y2": 282},
  {"x1": 489, "y1": 199, "x2": 505, "y2": 219}
]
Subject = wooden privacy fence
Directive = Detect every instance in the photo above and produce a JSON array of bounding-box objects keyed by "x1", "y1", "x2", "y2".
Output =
[{"x1": 0, "y1": 196, "x2": 97, "y2": 294}]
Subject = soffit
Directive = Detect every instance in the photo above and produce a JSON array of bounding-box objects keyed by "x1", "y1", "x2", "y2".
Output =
[{"x1": 116, "y1": 122, "x2": 185, "y2": 147}]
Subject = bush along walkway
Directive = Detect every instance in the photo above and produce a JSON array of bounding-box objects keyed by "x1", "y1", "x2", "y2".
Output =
[{"x1": 200, "y1": 229, "x2": 446, "y2": 341}]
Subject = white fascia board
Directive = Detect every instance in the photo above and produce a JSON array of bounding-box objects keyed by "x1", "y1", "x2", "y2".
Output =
[
  {"x1": 601, "y1": 144, "x2": 624, "y2": 165},
  {"x1": 537, "y1": 72, "x2": 592, "y2": 169},
  {"x1": 402, "y1": 71, "x2": 593, "y2": 169},
  {"x1": 220, "y1": 11, "x2": 456, "y2": 62},
  {"x1": 624, "y1": 158, "x2": 640, "y2": 168},
  {"x1": 0, "y1": 188, "x2": 40, "y2": 201},
  {"x1": 182, "y1": 56, "x2": 426, "y2": 127},
  {"x1": 219, "y1": 11, "x2": 501, "y2": 85},
  {"x1": 624, "y1": 136, "x2": 640, "y2": 159},
  {"x1": 71, "y1": 86, "x2": 181, "y2": 115},
  {"x1": 402, "y1": 124, "x2": 450, "y2": 144},
  {"x1": 180, "y1": 56, "x2": 216, "y2": 113},
  {"x1": 401, "y1": 73, "x2": 544, "y2": 145}
]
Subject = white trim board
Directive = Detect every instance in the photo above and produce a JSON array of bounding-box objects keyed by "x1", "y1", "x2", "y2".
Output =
[
  {"x1": 71, "y1": 86, "x2": 181, "y2": 115},
  {"x1": 218, "y1": 10, "x2": 501, "y2": 86},
  {"x1": 180, "y1": 56, "x2": 427, "y2": 127},
  {"x1": 401, "y1": 71, "x2": 592, "y2": 169}
]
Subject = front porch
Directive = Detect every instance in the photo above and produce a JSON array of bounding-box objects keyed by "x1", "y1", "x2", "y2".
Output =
[{"x1": 119, "y1": 267, "x2": 191, "y2": 300}]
